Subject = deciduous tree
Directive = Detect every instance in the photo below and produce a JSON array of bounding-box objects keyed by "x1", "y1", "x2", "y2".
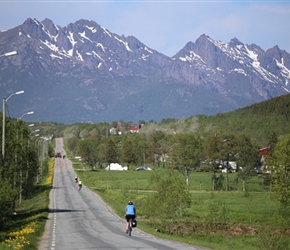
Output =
[
  {"x1": 271, "y1": 134, "x2": 290, "y2": 227},
  {"x1": 170, "y1": 133, "x2": 203, "y2": 188}
]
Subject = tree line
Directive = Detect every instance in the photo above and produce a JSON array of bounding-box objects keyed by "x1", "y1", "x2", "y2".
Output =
[
  {"x1": 67, "y1": 129, "x2": 263, "y2": 190},
  {"x1": 0, "y1": 115, "x2": 53, "y2": 226}
]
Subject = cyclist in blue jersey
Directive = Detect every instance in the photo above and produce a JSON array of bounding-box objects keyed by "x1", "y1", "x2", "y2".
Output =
[{"x1": 125, "y1": 201, "x2": 136, "y2": 234}]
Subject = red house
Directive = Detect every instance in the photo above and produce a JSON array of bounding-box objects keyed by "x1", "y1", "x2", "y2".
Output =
[
  {"x1": 130, "y1": 124, "x2": 140, "y2": 134},
  {"x1": 258, "y1": 147, "x2": 268, "y2": 156}
]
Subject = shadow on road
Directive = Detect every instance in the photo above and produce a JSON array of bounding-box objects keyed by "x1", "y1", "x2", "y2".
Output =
[{"x1": 49, "y1": 208, "x2": 85, "y2": 213}]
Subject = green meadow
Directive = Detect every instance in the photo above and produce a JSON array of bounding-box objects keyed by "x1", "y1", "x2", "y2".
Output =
[{"x1": 72, "y1": 160, "x2": 289, "y2": 250}]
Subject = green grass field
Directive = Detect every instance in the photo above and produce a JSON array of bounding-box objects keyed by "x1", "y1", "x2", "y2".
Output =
[
  {"x1": 71, "y1": 161, "x2": 289, "y2": 250},
  {"x1": 74, "y1": 164, "x2": 268, "y2": 192}
]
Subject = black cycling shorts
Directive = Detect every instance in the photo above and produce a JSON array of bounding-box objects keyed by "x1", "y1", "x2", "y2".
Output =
[{"x1": 126, "y1": 214, "x2": 135, "y2": 222}]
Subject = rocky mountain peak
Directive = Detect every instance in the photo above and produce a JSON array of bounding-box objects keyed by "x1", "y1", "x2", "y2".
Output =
[
  {"x1": 229, "y1": 37, "x2": 243, "y2": 46},
  {"x1": 0, "y1": 18, "x2": 289, "y2": 123},
  {"x1": 41, "y1": 18, "x2": 59, "y2": 36}
]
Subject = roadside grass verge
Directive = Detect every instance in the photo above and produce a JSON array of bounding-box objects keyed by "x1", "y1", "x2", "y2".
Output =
[
  {"x1": 73, "y1": 164, "x2": 290, "y2": 250},
  {"x1": 0, "y1": 158, "x2": 54, "y2": 250}
]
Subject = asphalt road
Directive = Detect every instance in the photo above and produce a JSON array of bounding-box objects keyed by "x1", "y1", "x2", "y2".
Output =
[{"x1": 39, "y1": 138, "x2": 209, "y2": 250}]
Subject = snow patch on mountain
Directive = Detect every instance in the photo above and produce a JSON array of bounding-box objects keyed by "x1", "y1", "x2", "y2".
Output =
[
  {"x1": 85, "y1": 25, "x2": 97, "y2": 33},
  {"x1": 144, "y1": 46, "x2": 153, "y2": 54},
  {"x1": 68, "y1": 31, "x2": 77, "y2": 47},
  {"x1": 114, "y1": 36, "x2": 132, "y2": 52},
  {"x1": 92, "y1": 51, "x2": 104, "y2": 61},
  {"x1": 233, "y1": 68, "x2": 247, "y2": 76},
  {"x1": 76, "y1": 50, "x2": 83, "y2": 61},
  {"x1": 101, "y1": 26, "x2": 111, "y2": 37},
  {"x1": 96, "y1": 43, "x2": 105, "y2": 52},
  {"x1": 276, "y1": 58, "x2": 290, "y2": 83},
  {"x1": 50, "y1": 53, "x2": 62, "y2": 59},
  {"x1": 245, "y1": 45, "x2": 276, "y2": 83},
  {"x1": 79, "y1": 31, "x2": 93, "y2": 43},
  {"x1": 41, "y1": 40, "x2": 58, "y2": 52}
]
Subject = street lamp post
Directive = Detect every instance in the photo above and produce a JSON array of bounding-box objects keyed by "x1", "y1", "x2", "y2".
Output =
[
  {"x1": 35, "y1": 137, "x2": 49, "y2": 182},
  {"x1": 17, "y1": 111, "x2": 34, "y2": 203},
  {"x1": 18, "y1": 111, "x2": 34, "y2": 120},
  {"x1": 1, "y1": 50, "x2": 19, "y2": 174},
  {"x1": 29, "y1": 129, "x2": 39, "y2": 136},
  {"x1": 2, "y1": 90, "x2": 24, "y2": 177}
]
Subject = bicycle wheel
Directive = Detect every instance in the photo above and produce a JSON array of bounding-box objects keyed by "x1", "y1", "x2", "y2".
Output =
[{"x1": 128, "y1": 220, "x2": 132, "y2": 236}]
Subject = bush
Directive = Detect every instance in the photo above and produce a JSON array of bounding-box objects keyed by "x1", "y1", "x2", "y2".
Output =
[
  {"x1": 145, "y1": 170, "x2": 191, "y2": 219},
  {"x1": 0, "y1": 180, "x2": 18, "y2": 228}
]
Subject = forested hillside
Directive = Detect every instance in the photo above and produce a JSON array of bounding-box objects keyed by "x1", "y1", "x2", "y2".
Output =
[
  {"x1": 155, "y1": 93, "x2": 290, "y2": 146},
  {"x1": 242, "y1": 92, "x2": 290, "y2": 115},
  {"x1": 32, "y1": 93, "x2": 290, "y2": 147}
]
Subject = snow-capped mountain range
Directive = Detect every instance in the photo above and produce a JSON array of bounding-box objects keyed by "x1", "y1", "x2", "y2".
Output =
[{"x1": 0, "y1": 18, "x2": 289, "y2": 123}]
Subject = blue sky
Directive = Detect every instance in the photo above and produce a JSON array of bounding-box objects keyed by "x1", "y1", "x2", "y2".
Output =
[{"x1": 0, "y1": 0, "x2": 290, "y2": 56}]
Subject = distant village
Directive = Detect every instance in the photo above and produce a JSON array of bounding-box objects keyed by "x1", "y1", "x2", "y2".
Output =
[{"x1": 109, "y1": 122, "x2": 144, "y2": 135}]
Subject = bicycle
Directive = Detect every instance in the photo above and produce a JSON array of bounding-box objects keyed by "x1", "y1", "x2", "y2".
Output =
[
  {"x1": 128, "y1": 218, "x2": 133, "y2": 236},
  {"x1": 125, "y1": 201, "x2": 136, "y2": 236},
  {"x1": 78, "y1": 180, "x2": 82, "y2": 191}
]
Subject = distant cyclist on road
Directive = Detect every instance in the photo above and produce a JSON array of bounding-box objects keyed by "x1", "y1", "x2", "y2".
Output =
[
  {"x1": 78, "y1": 179, "x2": 82, "y2": 191},
  {"x1": 125, "y1": 201, "x2": 136, "y2": 234}
]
